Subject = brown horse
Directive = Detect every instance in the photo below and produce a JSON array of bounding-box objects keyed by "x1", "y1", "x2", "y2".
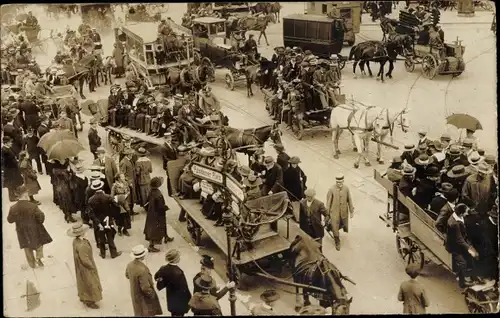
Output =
[
  {"x1": 165, "y1": 64, "x2": 214, "y2": 95},
  {"x1": 237, "y1": 14, "x2": 273, "y2": 45},
  {"x1": 243, "y1": 63, "x2": 261, "y2": 97},
  {"x1": 289, "y1": 235, "x2": 354, "y2": 314},
  {"x1": 224, "y1": 123, "x2": 281, "y2": 153}
]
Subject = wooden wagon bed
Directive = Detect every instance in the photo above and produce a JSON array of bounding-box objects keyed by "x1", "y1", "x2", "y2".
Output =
[
  {"x1": 175, "y1": 198, "x2": 291, "y2": 266},
  {"x1": 105, "y1": 126, "x2": 165, "y2": 147}
]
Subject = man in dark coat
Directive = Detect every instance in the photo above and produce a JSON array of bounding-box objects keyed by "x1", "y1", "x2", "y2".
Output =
[
  {"x1": 461, "y1": 162, "x2": 495, "y2": 216},
  {"x1": 445, "y1": 203, "x2": 479, "y2": 288},
  {"x1": 189, "y1": 275, "x2": 223, "y2": 316},
  {"x1": 283, "y1": 156, "x2": 307, "y2": 221},
  {"x1": 144, "y1": 176, "x2": 174, "y2": 252},
  {"x1": 414, "y1": 166, "x2": 440, "y2": 209},
  {"x1": 3, "y1": 114, "x2": 24, "y2": 156},
  {"x1": 154, "y1": 249, "x2": 192, "y2": 316},
  {"x1": 435, "y1": 188, "x2": 458, "y2": 234},
  {"x1": 88, "y1": 118, "x2": 101, "y2": 159},
  {"x1": 161, "y1": 132, "x2": 178, "y2": 197},
  {"x1": 192, "y1": 255, "x2": 234, "y2": 298},
  {"x1": 19, "y1": 97, "x2": 40, "y2": 130},
  {"x1": 274, "y1": 143, "x2": 290, "y2": 171},
  {"x1": 261, "y1": 156, "x2": 283, "y2": 196},
  {"x1": 87, "y1": 180, "x2": 122, "y2": 259},
  {"x1": 2, "y1": 136, "x2": 24, "y2": 202},
  {"x1": 477, "y1": 205, "x2": 498, "y2": 281},
  {"x1": 428, "y1": 183, "x2": 453, "y2": 217},
  {"x1": 7, "y1": 185, "x2": 53, "y2": 268},
  {"x1": 24, "y1": 127, "x2": 43, "y2": 174},
  {"x1": 299, "y1": 188, "x2": 328, "y2": 252}
]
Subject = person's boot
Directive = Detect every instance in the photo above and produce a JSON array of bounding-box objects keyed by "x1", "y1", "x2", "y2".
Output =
[
  {"x1": 36, "y1": 258, "x2": 44, "y2": 267},
  {"x1": 164, "y1": 236, "x2": 174, "y2": 243},
  {"x1": 148, "y1": 244, "x2": 160, "y2": 253},
  {"x1": 334, "y1": 237, "x2": 341, "y2": 251},
  {"x1": 85, "y1": 302, "x2": 99, "y2": 309},
  {"x1": 123, "y1": 230, "x2": 130, "y2": 236},
  {"x1": 111, "y1": 251, "x2": 122, "y2": 259},
  {"x1": 67, "y1": 214, "x2": 77, "y2": 223},
  {"x1": 117, "y1": 228, "x2": 123, "y2": 236}
]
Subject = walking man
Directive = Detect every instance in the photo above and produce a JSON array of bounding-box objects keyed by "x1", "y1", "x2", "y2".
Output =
[
  {"x1": 299, "y1": 188, "x2": 328, "y2": 252},
  {"x1": 7, "y1": 185, "x2": 53, "y2": 268},
  {"x1": 397, "y1": 264, "x2": 430, "y2": 313},
  {"x1": 154, "y1": 249, "x2": 192, "y2": 316},
  {"x1": 67, "y1": 222, "x2": 102, "y2": 309},
  {"x1": 326, "y1": 174, "x2": 354, "y2": 251},
  {"x1": 126, "y1": 245, "x2": 163, "y2": 317},
  {"x1": 88, "y1": 118, "x2": 101, "y2": 160}
]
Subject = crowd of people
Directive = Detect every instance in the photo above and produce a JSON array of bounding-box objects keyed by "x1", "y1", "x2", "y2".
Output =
[{"x1": 384, "y1": 129, "x2": 498, "y2": 289}]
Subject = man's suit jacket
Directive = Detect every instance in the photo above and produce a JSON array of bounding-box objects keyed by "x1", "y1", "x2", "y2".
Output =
[
  {"x1": 445, "y1": 215, "x2": 472, "y2": 255},
  {"x1": 88, "y1": 127, "x2": 101, "y2": 152},
  {"x1": 435, "y1": 201, "x2": 454, "y2": 233},
  {"x1": 262, "y1": 164, "x2": 283, "y2": 194},
  {"x1": 299, "y1": 198, "x2": 328, "y2": 239},
  {"x1": 87, "y1": 190, "x2": 119, "y2": 228},
  {"x1": 154, "y1": 264, "x2": 192, "y2": 314},
  {"x1": 93, "y1": 156, "x2": 118, "y2": 189}
]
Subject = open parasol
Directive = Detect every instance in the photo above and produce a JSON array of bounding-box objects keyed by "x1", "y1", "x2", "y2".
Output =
[
  {"x1": 446, "y1": 114, "x2": 483, "y2": 131},
  {"x1": 46, "y1": 139, "x2": 85, "y2": 162},
  {"x1": 38, "y1": 130, "x2": 77, "y2": 152},
  {"x1": 79, "y1": 99, "x2": 97, "y2": 116}
]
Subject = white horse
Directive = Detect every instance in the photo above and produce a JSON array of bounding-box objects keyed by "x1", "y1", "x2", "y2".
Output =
[{"x1": 330, "y1": 105, "x2": 410, "y2": 168}]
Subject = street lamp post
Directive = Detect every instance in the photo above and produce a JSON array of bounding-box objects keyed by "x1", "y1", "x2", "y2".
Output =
[{"x1": 218, "y1": 124, "x2": 237, "y2": 316}]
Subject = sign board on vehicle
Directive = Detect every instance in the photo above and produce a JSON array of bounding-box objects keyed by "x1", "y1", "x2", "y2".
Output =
[
  {"x1": 226, "y1": 175, "x2": 245, "y2": 202},
  {"x1": 200, "y1": 180, "x2": 215, "y2": 195},
  {"x1": 191, "y1": 163, "x2": 224, "y2": 184}
]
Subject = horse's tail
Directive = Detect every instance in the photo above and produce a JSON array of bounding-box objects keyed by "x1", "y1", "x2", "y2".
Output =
[{"x1": 348, "y1": 45, "x2": 357, "y2": 60}]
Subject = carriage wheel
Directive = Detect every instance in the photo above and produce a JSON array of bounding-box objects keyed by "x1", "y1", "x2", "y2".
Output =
[
  {"x1": 395, "y1": 235, "x2": 424, "y2": 270},
  {"x1": 291, "y1": 117, "x2": 304, "y2": 140},
  {"x1": 464, "y1": 288, "x2": 496, "y2": 313},
  {"x1": 225, "y1": 73, "x2": 235, "y2": 91},
  {"x1": 404, "y1": 57, "x2": 415, "y2": 72},
  {"x1": 186, "y1": 216, "x2": 202, "y2": 246},
  {"x1": 421, "y1": 55, "x2": 438, "y2": 79},
  {"x1": 226, "y1": 264, "x2": 243, "y2": 289}
]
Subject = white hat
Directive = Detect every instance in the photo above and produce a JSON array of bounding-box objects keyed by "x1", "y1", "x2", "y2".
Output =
[
  {"x1": 90, "y1": 180, "x2": 104, "y2": 190},
  {"x1": 56, "y1": 70, "x2": 65, "y2": 76},
  {"x1": 130, "y1": 244, "x2": 148, "y2": 259}
]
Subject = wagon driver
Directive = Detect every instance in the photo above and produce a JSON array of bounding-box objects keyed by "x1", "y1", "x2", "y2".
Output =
[{"x1": 198, "y1": 85, "x2": 220, "y2": 115}]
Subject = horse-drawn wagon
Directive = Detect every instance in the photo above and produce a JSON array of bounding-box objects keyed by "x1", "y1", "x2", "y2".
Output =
[
  {"x1": 374, "y1": 169, "x2": 499, "y2": 313},
  {"x1": 115, "y1": 21, "x2": 194, "y2": 90},
  {"x1": 404, "y1": 37, "x2": 466, "y2": 79}
]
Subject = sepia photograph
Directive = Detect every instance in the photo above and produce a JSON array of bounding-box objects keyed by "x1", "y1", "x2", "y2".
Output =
[{"x1": 1, "y1": 1, "x2": 498, "y2": 316}]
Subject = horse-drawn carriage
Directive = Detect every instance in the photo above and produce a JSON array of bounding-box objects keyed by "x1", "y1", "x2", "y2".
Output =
[
  {"x1": 126, "y1": 4, "x2": 162, "y2": 23},
  {"x1": 41, "y1": 84, "x2": 79, "y2": 120},
  {"x1": 404, "y1": 37, "x2": 466, "y2": 79},
  {"x1": 374, "y1": 169, "x2": 499, "y2": 313},
  {"x1": 115, "y1": 21, "x2": 194, "y2": 90}
]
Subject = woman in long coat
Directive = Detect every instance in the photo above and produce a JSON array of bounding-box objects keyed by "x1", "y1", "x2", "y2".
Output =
[
  {"x1": 19, "y1": 151, "x2": 41, "y2": 203},
  {"x1": 144, "y1": 177, "x2": 173, "y2": 252},
  {"x1": 67, "y1": 223, "x2": 102, "y2": 309},
  {"x1": 52, "y1": 159, "x2": 77, "y2": 223}
]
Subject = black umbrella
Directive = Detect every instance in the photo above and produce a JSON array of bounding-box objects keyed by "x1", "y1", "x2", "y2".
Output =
[{"x1": 446, "y1": 114, "x2": 483, "y2": 131}]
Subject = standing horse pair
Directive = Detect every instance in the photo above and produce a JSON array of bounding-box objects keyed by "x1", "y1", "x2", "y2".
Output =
[
  {"x1": 349, "y1": 35, "x2": 413, "y2": 82},
  {"x1": 330, "y1": 104, "x2": 410, "y2": 168}
]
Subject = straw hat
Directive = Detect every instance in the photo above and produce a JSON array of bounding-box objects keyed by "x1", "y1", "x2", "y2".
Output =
[
  {"x1": 415, "y1": 154, "x2": 430, "y2": 166},
  {"x1": 89, "y1": 170, "x2": 105, "y2": 179},
  {"x1": 448, "y1": 145, "x2": 461, "y2": 156},
  {"x1": 417, "y1": 143, "x2": 428, "y2": 151},
  {"x1": 462, "y1": 138, "x2": 474, "y2": 148},
  {"x1": 440, "y1": 133, "x2": 451, "y2": 142},
  {"x1": 403, "y1": 144, "x2": 415, "y2": 151},
  {"x1": 67, "y1": 222, "x2": 90, "y2": 237},
  {"x1": 137, "y1": 147, "x2": 149, "y2": 156},
  {"x1": 446, "y1": 165, "x2": 468, "y2": 179},
  {"x1": 237, "y1": 165, "x2": 252, "y2": 177},
  {"x1": 403, "y1": 166, "x2": 416, "y2": 176},
  {"x1": 90, "y1": 180, "x2": 104, "y2": 190},
  {"x1": 467, "y1": 153, "x2": 483, "y2": 166},
  {"x1": 130, "y1": 244, "x2": 148, "y2": 259},
  {"x1": 438, "y1": 182, "x2": 454, "y2": 194},
  {"x1": 475, "y1": 162, "x2": 493, "y2": 175}
]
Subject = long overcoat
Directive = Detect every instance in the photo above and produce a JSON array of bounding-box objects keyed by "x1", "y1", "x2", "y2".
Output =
[
  {"x1": 144, "y1": 188, "x2": 168, "y2": 242},
  {"x1": 73, "y1": 237, "x2": 103, "y2": 303},
  {"x1": 283, "y1": 166, "x2": 307, "y2": 201},
  {"x1": 154, "y1": 264, "x2": 192, "y2": 314},
  {"x1": 119, "y1": 156, "x2": 138, "y2": 204},
  {"x1": 19, "y1": 158, "x2": 41, "y2": 195},
  {"x1": 299, "y1": 198, "x2": 328, "y2": 240},
  {"x1": 125, "y1": 259, "x2": 163, "y2": 317},
  {"x1": 326, "y1": 185, "x2": 354, "y2": 237},
  {"x1": 397, "y1": 279, "x2": 430, "y2": 314},
  {"x1": 2, "y1": 146, "x2": 24, "y2": 189},
  {"x1": 136, "y1": 157, "x2": 153, "y2": 205},
  {"x1": 7, "y1": 200, "x2": 53, "y2": 249}
]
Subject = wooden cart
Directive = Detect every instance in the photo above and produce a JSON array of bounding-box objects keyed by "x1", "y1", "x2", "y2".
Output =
[{"x1": 374, "y1": 169, "x2": 499, "y2": 313}]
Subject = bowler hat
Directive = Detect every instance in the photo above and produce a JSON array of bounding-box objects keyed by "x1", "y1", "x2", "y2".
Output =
[
  {"x1": 446, "y1": 165, "x2": 468, "y2": 179},
  {"x1": 195, "y1": 274, "x2": 215, "y2": 291},
  {"x1": 289, "y1": 156, "x2": 301, "y2": 164},
  {"x1": 425, "y1": 166, "x2": 440, "y2": 177},
  {"x1": 165, "y1": 249, "x2": 180, "y2": 264},
  {"x1": 200, "y1": 254, "x2": 214, "y2": 269},
  {"x1": 392, "y1": 156, "x2": 403, "y2": 164},
  {"x1": 150, "y1": 176, "x2": 164, "y2": 188},
  {"x1": 417, "y1": 143, "x2": 428, "y2": 151},
  {"x1": 260, "y1": 289, "x2": 280, "y2": 303},
  {"x1": 67, "y1": 222, "x2": 90, "y2": 237},
  {"x1": 438, "y1": 182, "x2": 454, "y2": 193},
  {"x1": 443, "y1": 188, "x2": 459, "y2": 202}
]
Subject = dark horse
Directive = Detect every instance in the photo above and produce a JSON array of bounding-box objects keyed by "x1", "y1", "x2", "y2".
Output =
[
  {"x1": 289, "y1": 235, "x2": 354, "y2": 314},
  {"x1": 224, "y1": 122, "x2": 282, "y2": 153},
  {"x1": 165, "y1": 63, "x2": 214, "y2": 95},
  {"x1": 349, "y1": 36, "x2": 412, "y2": 82}
]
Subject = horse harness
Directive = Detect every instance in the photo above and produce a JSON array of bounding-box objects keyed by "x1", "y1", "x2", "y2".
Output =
[{"x1": 345, "y1": 106, "x2": 382, "y2": 135}]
